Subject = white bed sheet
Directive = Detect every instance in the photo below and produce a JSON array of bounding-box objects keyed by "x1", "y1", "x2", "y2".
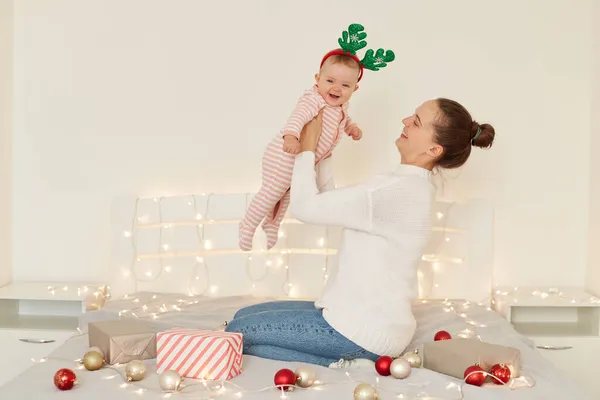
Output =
[{"x1": 0, "y1": 293, "x2": 593, "y2": 399}]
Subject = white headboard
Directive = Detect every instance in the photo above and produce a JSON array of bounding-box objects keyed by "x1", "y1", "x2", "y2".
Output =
[{"x1": 109, "y1": 193, "x2": 494, "y2": 305}]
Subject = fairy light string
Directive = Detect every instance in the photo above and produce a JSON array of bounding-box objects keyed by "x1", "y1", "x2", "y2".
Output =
[
  {"x1": 122, "y1": 193, "x2": 465, "y2": 303},
  {"x1": 35, "y1": 292, "x2": 546, "y2": 399},
  {"x1": 44, "y1": 295, "x2": 536, "y2": 397},
  {"x1": 126, "y1": 193, "x2": 344, "y2": 300},
  {"x1": 35, "y1": 352, "x2": 533, "y2": 400}
]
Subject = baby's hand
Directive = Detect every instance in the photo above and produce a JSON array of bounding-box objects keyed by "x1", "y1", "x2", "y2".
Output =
[
  {"x1": 283, "y1": 135, "x2": 301, "y2": 154},
  {"x1": 348, "y1": 124, "x2": 363, "y2": 141}
]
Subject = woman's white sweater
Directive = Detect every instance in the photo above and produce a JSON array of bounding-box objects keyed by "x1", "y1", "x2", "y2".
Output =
[{"x1": 290, "y1": 151, "x2": 435, "y2": 357}]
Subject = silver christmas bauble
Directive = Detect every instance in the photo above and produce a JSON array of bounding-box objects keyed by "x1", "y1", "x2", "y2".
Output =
[
  {"x1": 294, "y1": 366, "x2": 316, "y2": 388},
  {"x1": 125, "y1": 360, "x2": 146, "y2": 382},
  {"x1": 390, "y1": 357, "x2": 411, "y2": 379},
  {"x1": 402, "y1": 350, "x2": 422, "y2": 368},
  {"x1": 353, "y1": 383, "x2": 378, "y2": 400},
  {"x1": 158, "y1": 370, "x2": 183, "y2": 392}
]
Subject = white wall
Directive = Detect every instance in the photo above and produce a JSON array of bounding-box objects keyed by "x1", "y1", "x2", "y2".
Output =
[
  {"x1": 11, "y1": 0, "x2": 593, "y2": 288},
  {"x1": 586, "y1": 1, "x2": 600, "y2": 296},
  {"x1": 0, "y1": 0, "x2": 12, "y2": 287}
]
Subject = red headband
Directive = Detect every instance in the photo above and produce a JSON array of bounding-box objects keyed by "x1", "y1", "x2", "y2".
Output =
[{"x1": 320, "y1": 49, "x2": 365, "y2": 82}]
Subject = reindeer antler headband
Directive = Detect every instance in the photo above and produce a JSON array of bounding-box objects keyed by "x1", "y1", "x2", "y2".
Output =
[{"x1": 320, "y1": 23, "x2": 396, "y2": 82}]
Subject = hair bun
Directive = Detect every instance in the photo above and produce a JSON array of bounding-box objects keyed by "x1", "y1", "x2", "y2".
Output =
[{"x1": 471, "y1": 122, "x2": 495, "y2": 149}]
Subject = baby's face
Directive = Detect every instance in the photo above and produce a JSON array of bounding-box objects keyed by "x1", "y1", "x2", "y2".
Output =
[{"x1": 314, "y1": 61, "x2": 359, "y2": 107}]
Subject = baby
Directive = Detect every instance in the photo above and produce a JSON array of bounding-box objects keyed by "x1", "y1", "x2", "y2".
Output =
[
  {"x1": 239, "y1": 24, "x2": 395, "y2": 251},
  {"x1": 282, "y1": 54, "x2": 364, "y2": 155}
]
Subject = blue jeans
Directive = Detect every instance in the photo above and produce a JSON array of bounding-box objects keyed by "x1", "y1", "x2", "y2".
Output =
[{"x1": 224, "y1": 300, "x2": 380, "y2": 367}]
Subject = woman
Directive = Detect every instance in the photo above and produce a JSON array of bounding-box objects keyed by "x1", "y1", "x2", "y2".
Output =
[{"x1": 225, "y1": 98, "x2": 495, "y2": 368}]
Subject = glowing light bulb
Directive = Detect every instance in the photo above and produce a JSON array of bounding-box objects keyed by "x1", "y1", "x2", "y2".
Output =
[
  {"x1": 204, "y1": 240, "x2": 213, "y2": 250},
  {"x1": 436, "y1": 212, "x2": 444, "y2": 219},
  {"x1": 123, "y1": 231, "x2": 132, "y2": 238},
  {"x1": 165, "y1": 265, "x2": 172, "y2": 272}
]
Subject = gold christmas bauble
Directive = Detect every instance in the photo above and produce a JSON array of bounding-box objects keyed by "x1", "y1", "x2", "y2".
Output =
[
  {"x1": 88, "y1": 346, "x2": 104, "y2": 358},
  {"x1": 294, "y1": 366, "x2": 316, "y2": 388},
  {"x1": 159, "y1": 370, "x2": 183, "y2": 392},
  {"x1": 402, "y1": 350, "x2": 422, "y2": 368},
  {"x1": 353, "y1": 383, "x2": 378, "y2": 400},
  {"x1": 125, "y1": 360, "x2": 146, "y2": 382},
  {"x1": 82, "y1": 350, "x2": 104, "y2": 371}
]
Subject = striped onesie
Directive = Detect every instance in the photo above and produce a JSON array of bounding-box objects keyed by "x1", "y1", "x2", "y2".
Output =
[{"x1": 239, "y1": 85, "x2": 356, "y2": 250}]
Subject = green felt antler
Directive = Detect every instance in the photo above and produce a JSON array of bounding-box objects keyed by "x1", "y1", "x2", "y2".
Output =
[
  {"x1": 360, "y1": 48, "x2": 396, "y2": 71},
  {"x1": 337, "y1": 23, "x2": 367, "y2": 55}
]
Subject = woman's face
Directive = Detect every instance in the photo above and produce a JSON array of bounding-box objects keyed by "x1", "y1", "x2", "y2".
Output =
[{"x1": 396, "y1": 100, "x2": 443, "y2": 169}]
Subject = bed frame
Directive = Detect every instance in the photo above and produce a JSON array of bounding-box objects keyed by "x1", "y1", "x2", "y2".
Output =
[{"x1": 109, "y1": 193, "x2": 495, "y2": 304}]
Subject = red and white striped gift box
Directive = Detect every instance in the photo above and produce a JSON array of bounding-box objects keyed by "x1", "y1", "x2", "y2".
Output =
[{"x1": 156, "y1": 329, "x2": 243, "y2": 380}]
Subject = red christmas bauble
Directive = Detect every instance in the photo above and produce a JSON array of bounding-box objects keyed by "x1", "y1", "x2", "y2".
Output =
[
  {"x1": 274, "y1": 368, "x2": 296, "y2": 391},
  {"x1": 54, "y1": 368, "x2": 77, "y2": 391},
  {"x1": 375, "y1": 356, "x2": 393, "y2": 376},
  {"x1": 434, "y1": 330, "x2": 452, "y2": 341},
  {"x1": 463, "y1": 364, "x2": 486, "y2": 387},
  {"x1": 489, "y1": 363, "x2": 511, "y2": 385}
]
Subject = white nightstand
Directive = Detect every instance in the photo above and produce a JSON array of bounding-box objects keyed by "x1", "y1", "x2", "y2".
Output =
[
  {"x1": 0, "y1": 281, "x2": 108, "y2": 387},
  {"x1": 493, "y1": 286, "x2": 600, "y2": 398}
]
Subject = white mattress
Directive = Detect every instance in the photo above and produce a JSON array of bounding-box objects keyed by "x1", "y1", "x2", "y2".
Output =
[{"x1": 0, "y1": 293, "x2": 593, "y2": 399}]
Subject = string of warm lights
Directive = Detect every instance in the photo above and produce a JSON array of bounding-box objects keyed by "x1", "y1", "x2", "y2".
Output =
[
  {"x1": 44, "y1": 284, "x2": 112, "y2": 310},
  {"x1": 121, "y1": 193, "x2": 463, "y2": 300},
  {"x1": 492, "y1": 286, "x2": 600, "y2": 305},
  {"x1": 37, "y1": 293, "x2": 543, "y2": 399},
  {"x1": 124, "y1": 194, "x2": 340, "y2": 298},
  {"x1": 34, "y1": 351, "x2": 533, "y2": 400}
]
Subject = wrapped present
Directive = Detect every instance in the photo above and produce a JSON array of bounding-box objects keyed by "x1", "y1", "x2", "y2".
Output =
[
  {"x1": 88, "y1": 319, "x2": 157, "y2": 365},
  {"x1": 416, "y1": 338, "x2": 521, "y2": 379},
  {"x1": 156, "y1": 328, "x2": 243, "y2": 380}
]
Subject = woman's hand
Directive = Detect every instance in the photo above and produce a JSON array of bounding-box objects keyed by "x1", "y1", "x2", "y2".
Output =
[{"x1": 299, "y1": 110, "x2": 323, "y2": 153}]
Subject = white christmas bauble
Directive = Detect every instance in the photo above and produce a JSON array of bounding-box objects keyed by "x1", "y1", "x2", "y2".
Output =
[
  {"x1": 158, "y1": 370, "x2": 183, "y2": 391},
  {"x1": 390, "y1": 357, "x2": 411, "y2": 379},
  {"x1": 294, "y1": 366, "x2": 316, "y2": 388}
]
